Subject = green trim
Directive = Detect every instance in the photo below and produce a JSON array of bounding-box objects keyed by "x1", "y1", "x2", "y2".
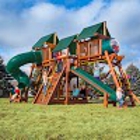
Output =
[{"x1": 32, "y1": 33, "x2": 59, "y2": 49}]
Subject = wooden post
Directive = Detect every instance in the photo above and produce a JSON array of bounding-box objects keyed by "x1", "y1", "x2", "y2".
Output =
[
  {"x1": 105, "y1": 51, "x2": 120, "y2": 89},
  {"x1": 42, "y1": 43, "x2": 47, "y2": 61},
  {"x1": 24, "y1": 64, "x2": 34, "y2": 102},
  {"x1": 99, "y1": 39, "x2": 102, "y2": 55},
  {"x1": 65, "y1": 49, "x2": 70, "y2": 105},
  {"x1": 65, "y1": 67, "x2": 69, "y2": 104},
  {"x1": 77, "y1": 76, "x2": 79, "y2": 89},
  {"x1": 49, "y1": 47, "x2": 51, "y2": 66},
  {"x1": 53, "y1": 33, "x2": 57, "y2": 45},
  {"x1": 77, "y1": 42, "x2": 80, "y2": 67},
  {"x1": 104, "y1": 93, "x2": 108, "y2": 108},
  {"x1": 57, "y1": 88, "x2": 60, "y2": 100},
  {"x1": 103, "y1": 21, "x2": 107, "y2": 36},
  {"x1": 87, "y1": 42, "x2": 90, "y2": 59}
]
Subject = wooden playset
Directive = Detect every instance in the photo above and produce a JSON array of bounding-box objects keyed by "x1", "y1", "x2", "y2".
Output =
[{"x1": 6, "y1": 21, "x2": 140, "y2": 107}]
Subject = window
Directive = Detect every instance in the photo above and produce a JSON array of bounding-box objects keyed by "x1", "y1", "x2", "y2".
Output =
[
  {"x1": 80, "y1": 43, "x2": 88, "y2": 57},
  {"x1": 89, "y1": 40, "x2": 99, "y2": 56}
]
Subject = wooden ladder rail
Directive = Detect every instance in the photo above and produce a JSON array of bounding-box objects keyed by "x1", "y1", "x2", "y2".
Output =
[
  {"x1": 105, "y1": 51, "x2": 121, "y2": 89},
  {"x1": 43, "y1": 65, "x2": 66, "y2": 105},
  {"x1": 34, "y1": 64, "x2": 54, "y2": 91},
  {"x1": 33, "y1": 84, "x2": 43, "y2": 103},
  {"x1": 33, "y1": 65, "x2": 55, "y2": 104}
]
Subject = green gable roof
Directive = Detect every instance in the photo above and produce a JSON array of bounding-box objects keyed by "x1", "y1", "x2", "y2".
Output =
[
  {"x1": 77, "y1": 22, "x2": 111, "y2": 41},
  {"x1": 32, "y1": 33, "x2": 59, "y2": 49},
  {"x1": 53, "y1": 34, "x2": 77, "y2": 54}
]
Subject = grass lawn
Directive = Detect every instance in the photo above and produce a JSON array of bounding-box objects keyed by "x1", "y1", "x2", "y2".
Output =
[{"x1": 0, "y1": 98, "x2": 140, "y2": 140}]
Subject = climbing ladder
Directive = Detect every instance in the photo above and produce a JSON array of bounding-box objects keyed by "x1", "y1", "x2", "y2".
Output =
[
  {"x1": 105, "y1": 51, "x2": 140, "y2": 105},
  {"x1": 118, "y1": 66, "x2": 140, "y2": 105},
  {"x1": 33, "y1": 65, "x2": 54, "y2": 104},
  {"x1": 33, "y1": 64, "x2": 66, "y2": 105}
]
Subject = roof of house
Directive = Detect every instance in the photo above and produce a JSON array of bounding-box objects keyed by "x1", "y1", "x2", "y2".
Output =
[
  {"x1": 76, "y1": 22, "x2": 111, "y2": 41},
  {"x1": 53, "y1": 34, "x2": 77, "y2": 54},
  {"x1": 32, "y1": 33, "x2": 59, "y2": 49}
]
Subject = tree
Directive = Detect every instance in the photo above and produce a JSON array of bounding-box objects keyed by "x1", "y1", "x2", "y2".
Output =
[
  {"x1": 0, "y1": 56, "x2": 13, "y2": 97},
  {"x1": 126, "y1": 64, "x2": 140, "y2": 95}
]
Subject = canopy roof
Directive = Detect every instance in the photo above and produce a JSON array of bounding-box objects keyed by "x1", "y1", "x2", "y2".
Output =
[
  {"x1": 76, "y1": 22, "x2": 111, "y2": 41},
  {"x1": 53, "y1": 34, "x2": 77, "y2": 54},
  {"x1": 32, "y1": 21, "x2": 111, "y2": 52},
  {"x1": 32, "y1": 33, "x2": 59, "y2": 49}
]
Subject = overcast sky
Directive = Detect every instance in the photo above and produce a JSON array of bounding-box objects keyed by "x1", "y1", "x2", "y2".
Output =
[{"x1": 0, "y1": 0, "x2": 140, "y2": 73}]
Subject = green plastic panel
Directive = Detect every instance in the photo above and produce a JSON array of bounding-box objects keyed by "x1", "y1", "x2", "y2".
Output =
[
  {"x1": 32, "y1": 33, "x2": 59, "y2": 49},
  {"x1": 6, "y1": 51, "x2": 42, "y2": 88},
  {"x1": 102, "y1": 39, "x2": 114, "y2": 54},
  {"x1": 77, "y1": 22, "x2": 111, "y2": 41},
  {"x1": 71, "y1": 67, "x2": 116, "y2": 101},
  {"x1": 77, "y1": 23, "x2": 102, "y2": 41},
  {"x1": 53, "y1": 34, "x2": 77, "y2": 54}
]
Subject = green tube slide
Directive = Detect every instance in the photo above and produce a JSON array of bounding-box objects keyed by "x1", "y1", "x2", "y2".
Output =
[
  {"x1": 6, "y1": 51, "x2": 42, "y2": 88},
  {"x1": 102, "y1": 39, "x2": 120, "y2": 54}
]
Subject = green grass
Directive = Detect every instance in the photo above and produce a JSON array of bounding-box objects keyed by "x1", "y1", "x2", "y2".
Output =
[{"x1": 0, "y1": 98, "x2": 140, "y2": 140}]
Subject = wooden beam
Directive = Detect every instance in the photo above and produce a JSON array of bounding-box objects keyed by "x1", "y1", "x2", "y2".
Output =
[
  {"x1": 101, "y1": 70, "x2": 111, "y2": 80},
  {"x1": 103, "y1": 21, "x2": 107, "y2": 36},
  {"x1": 88, "y1": 41, "x2": 90, "y2": 59},
  {"x1": 79, "y1": 54, "x2": 102, "y2": 60},
  {"x1": 95, "y1": 34, "x2": 110, "y2": 39},
  {"x1": 116, "y1": 55, "x2": 124, "y2": 62},
  {"x1": 129, "y1": 91, "x2": 140, "y2": 104},
  {"x1": 64, "y1": 49, "x2": 70, "y2": 105},
  {"x1": 77, "y1": 42, "x2": 80, "y2": 67},
  {"x1": 53, "y1": 32, "x2": 57, "y2": 45},
  {"x1": 99, "y1": 39, "x2": 102, "y2": 55},
  {"x1": 65, "y1": 67, "x2": 69, "y2": 104},
  {"x1": 105, "y1": 51, "x2": 120, "y2": 88},
  {"x1": 42, "y1": 48, "x2": 47, "y2": 61}
]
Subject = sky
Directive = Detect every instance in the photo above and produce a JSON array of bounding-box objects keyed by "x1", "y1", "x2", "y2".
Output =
[{"x1": 0, "y1": 0, "x2": 140, "y2": 74}]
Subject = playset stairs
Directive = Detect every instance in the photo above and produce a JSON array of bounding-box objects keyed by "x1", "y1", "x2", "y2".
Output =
[{"x1": 33, "y1": 64, "x2": 66, "y2": 105}]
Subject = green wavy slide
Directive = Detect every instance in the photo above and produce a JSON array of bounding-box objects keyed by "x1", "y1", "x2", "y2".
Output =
[{"x1": 6, "y1": 51, "x2": 42, "y2": 88}]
